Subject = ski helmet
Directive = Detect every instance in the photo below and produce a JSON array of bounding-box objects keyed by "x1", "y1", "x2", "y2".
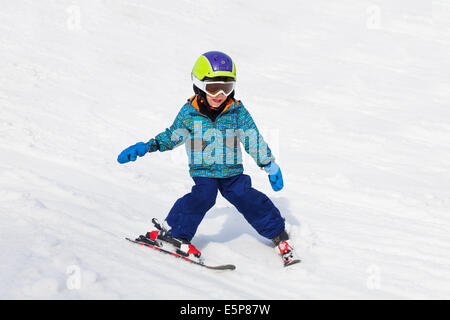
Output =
[{"x1": 192, "y1": 51, "x2": 237, "y2": 81}]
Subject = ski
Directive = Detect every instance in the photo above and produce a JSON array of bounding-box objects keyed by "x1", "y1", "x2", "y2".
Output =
[
  {"x1": 284, "y1": 258, "x2": 301, "y2": 267},
  {"x1": 125, "y1": 237, "x2": 236, "y2": 271}
]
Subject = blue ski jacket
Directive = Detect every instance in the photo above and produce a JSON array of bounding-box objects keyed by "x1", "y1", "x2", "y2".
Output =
[{"x1": 148, "y1": 96, "x2": 275, "y2": 178}]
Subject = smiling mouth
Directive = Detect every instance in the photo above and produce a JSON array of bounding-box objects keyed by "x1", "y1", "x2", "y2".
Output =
[{"x1": 212, "y1": 98, "x2": 223, "y2": 104}]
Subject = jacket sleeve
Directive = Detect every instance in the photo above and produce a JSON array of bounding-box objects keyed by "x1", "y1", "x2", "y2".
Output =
[
  {"x1": 150, "y1": 107, "x2": 190, "y2": 152},
  {"x1": 236, "y1": 103, "x2": 275, "y2": 167}
]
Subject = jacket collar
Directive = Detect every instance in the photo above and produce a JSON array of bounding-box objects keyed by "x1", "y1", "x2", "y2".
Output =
[{"x1": 188, "y1": 95, "x2": 238, "y2": 115}]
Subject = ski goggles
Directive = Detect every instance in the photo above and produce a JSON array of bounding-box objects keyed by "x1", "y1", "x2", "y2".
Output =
[{"x1": 192, "y1": 76, "x2": 236, "y2": 97}]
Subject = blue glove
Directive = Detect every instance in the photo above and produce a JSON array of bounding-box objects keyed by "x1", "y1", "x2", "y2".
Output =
[
  {"x1": 263, "y1": 162, "x2": 284, "y2": 191},
  {"x1": 117, "y1": 142, "x2": 149, "y2": 164}
]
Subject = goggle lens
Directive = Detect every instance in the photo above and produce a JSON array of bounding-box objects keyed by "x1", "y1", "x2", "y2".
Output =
[{"x1": 204, "y1": 81, "x2": 235, "y2": 96}]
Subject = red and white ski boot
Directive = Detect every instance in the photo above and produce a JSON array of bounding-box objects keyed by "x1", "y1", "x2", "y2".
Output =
[
  {"x1": 272, "y1": 230, "x2": 301, "y2": 267},
  {"x1": 141, "y1": 218, "x2": 203, "y2": 263},
  {"x1": 275, "y1": 240, "x2": 300, "y2": 266}
]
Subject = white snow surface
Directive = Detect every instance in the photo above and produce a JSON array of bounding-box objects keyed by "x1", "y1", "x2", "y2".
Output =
[{"x1": 1, "y1": 0, "x2": 450, "y2": 299}]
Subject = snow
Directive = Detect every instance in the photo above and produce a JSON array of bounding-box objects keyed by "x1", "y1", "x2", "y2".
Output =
[{"x1": 1, "y1": 0, "x2": 450, "y2": 299}]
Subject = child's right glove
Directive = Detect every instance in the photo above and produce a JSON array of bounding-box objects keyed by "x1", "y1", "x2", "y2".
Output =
[
  {"x1": 264, "y1": 162, "x2": 284, "y2": 191},
  {"x1": 117, "y1": 142, "x2": 149, "y2": 164}
]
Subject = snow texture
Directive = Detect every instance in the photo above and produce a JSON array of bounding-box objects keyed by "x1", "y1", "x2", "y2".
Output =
[{"x1": 1, "y1": 0, "x2": 450, "y2": 299}]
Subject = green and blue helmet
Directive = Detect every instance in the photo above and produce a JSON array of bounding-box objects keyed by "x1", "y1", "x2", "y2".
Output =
[{"x1": 192, "y1": 51, "x2": 237, "y2": 81}]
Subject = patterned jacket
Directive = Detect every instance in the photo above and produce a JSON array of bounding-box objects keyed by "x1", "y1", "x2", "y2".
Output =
[{"x1": 148, "y1": 96, "x2": 275, "y2": 178}]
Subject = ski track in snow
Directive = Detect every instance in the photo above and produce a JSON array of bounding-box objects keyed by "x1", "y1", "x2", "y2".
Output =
[{"x1": 1, "y1": 0, "x2": 450, "y2": 299}]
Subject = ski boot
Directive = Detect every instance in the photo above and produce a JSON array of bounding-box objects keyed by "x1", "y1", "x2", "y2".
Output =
[
  {"x1": 140, "y1": 218, "x2": 202, "y2": 262},
  {"x1": 272, "y1": 230, "x2": 301, "y2": 267}
]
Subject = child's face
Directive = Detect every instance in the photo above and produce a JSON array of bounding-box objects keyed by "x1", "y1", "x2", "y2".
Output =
[{"x1": 206, "y1": 93, "x2": 227, "y2": 109}]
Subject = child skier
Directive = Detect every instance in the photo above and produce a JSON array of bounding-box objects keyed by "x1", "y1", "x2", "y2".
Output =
[{"x1": 117, "y1": 51, "x2": 300, "y2": 266}]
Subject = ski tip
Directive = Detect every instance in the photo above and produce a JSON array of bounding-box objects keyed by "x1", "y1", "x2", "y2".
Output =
[
  {"x1": 226, "y1": 264, "x2": 236, "y2": 270},
  {"x1": 207, "y1": 264, "x2": 236, "y2": 271}
]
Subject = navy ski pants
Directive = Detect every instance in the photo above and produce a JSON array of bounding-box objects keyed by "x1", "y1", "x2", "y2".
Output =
[{"x1": 165, "y1": 174, "x2": 285, "y2": 241}]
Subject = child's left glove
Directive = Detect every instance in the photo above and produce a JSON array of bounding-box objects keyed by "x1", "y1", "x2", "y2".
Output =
[{"x1": 263, "y1": 162, "x2": 284, "y2": 191}]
